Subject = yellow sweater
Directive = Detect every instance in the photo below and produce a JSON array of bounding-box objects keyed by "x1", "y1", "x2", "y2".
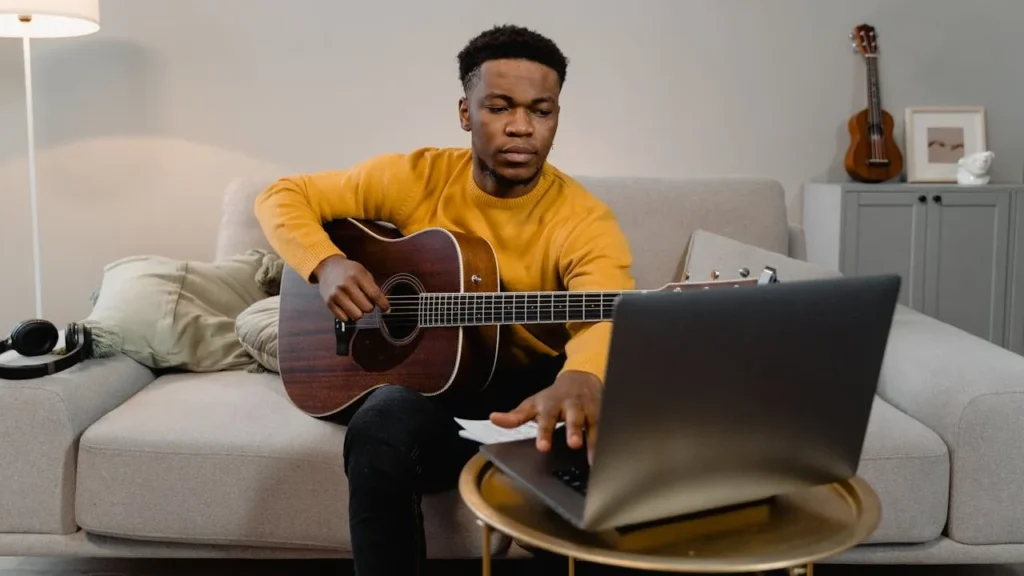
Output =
[{"x1": 254, "y1": 147, "x2": 635, "y2": 382}]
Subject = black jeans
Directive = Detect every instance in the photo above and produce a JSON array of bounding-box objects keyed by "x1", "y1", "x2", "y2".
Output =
[{"x1": 340, "y1": 354, "x2": 566, "y2": 576}]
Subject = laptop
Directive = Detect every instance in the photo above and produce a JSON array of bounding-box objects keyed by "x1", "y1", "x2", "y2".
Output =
[{"x1": 480, "y1": 273, "x2": 900, "y2": 532}]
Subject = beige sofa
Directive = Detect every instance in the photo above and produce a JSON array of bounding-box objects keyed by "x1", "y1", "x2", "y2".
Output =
[{"x1": 3, "y1": 175, "x2": 1024, "y2": 565}]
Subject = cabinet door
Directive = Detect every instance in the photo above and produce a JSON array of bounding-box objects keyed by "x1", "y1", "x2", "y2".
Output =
[
  {"x1": 841, "y1": 192, "x2": 928, "y2": 310},
  {"x1": 924, "y1": 191, "x2": 1011, "y2": 346}
]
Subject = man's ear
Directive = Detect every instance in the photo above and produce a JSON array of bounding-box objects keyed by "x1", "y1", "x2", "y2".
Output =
[{"x1": 458, "y1": 96, "x2": 471, "y2": 132}]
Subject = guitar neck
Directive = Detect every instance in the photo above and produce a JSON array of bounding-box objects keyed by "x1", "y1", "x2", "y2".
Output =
[
  {"x1": 866, "y1": 55, "x2": 882, "y2": 132},
  {"x1": 418, "y1": 290, "x2": 632, "y2": 327}
]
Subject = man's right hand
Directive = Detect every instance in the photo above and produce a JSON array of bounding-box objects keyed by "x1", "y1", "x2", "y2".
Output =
[{"x1": 313, "y1": 255, "x2": 390, "y2": 322}]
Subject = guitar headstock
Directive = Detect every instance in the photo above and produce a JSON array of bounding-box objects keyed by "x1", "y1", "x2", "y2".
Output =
[
  {"x1": 850, "y1": 24, "x2": 878, "y2": 57},
  {"x1": 654, "y1": 266, "x2": 779, "y2": 293}
]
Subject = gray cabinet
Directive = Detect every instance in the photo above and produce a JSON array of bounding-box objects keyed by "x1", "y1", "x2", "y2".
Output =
[{"x1": 804, "y1": 183, "x2": 1019, "y2": 352}]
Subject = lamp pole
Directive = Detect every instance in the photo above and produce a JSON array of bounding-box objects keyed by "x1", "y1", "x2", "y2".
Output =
[
  {"x1": 19, "y1": 16, "x2": 43, "y2": 318},
  {"x1": 0, "y1": 1, "x2": 101, "y2": 320}
]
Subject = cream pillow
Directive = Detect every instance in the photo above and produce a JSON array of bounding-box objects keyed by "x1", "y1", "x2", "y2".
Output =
[
  {"x1": 235, "y1": 296, "x2": 280, "y2": 373},
  {"x1": 682, "y1": 229, "x2": 843, "y2": 284},
  {"x1": 84, "y1": 250, "x2": 278, "y2": 372}
]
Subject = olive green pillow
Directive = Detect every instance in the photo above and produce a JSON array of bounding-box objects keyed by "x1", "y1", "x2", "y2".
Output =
[
  {"x1": 84, "y1": 250, "x2": 277, "y2": 372},
  {"x1": 235, "y1": 295, "x2": 280, "y2": 373}
]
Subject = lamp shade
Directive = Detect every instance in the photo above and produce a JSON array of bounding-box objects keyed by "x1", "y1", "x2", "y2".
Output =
[{"x1": 0, "y1": 0, "x2": 99, "y2": 38}]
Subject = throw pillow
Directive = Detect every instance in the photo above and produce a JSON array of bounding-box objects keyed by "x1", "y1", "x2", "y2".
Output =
[
  {"x1": 682, "y1": 229, "x2": 843, "y2": 284},
  {"x1": 235, "y1": 295, "x2": 280, "y2": 373},
  {"x1": 84, "y1": 249, "x2": 283, "y2": 372}
]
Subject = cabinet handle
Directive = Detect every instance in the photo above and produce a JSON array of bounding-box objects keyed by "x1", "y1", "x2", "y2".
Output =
[
  {"x1": 933, "y1": 194, "x2": 943, "y2": 203},
  {"x1": 918, "y1": 195, "x2": 927, "y2": 203}
]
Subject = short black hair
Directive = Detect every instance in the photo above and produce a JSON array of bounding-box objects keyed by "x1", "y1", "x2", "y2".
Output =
[{"x1": 457, "y1": 24, "x2": 569, "y2": 93}]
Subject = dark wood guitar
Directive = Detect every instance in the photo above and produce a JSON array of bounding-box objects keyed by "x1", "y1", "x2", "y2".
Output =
[
  {"x1": 278, "y1": 218, "x2": 780, "y2": 419},
  {"x1": 844, "y1": 23, "x2": 903, "y2": 183}
]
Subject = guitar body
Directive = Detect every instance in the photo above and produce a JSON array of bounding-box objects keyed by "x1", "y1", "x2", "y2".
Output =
[
  {"x1": 278, "y1": 218, "x2": 500, "y2": 420},
  {"x1": 845, "y1": 108, "x2": 903, "y2": 183}
]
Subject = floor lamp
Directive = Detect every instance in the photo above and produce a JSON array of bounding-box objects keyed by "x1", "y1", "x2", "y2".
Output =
[{"x1": 0, "y1": 0, "x2": 99, "y2": 319}]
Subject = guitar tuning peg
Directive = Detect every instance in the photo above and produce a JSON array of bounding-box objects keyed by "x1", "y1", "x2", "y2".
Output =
[
  {"x1": 711, "y1": 269, "x2": 720, "y2": 280},
  {"x1": 738, "y1": 267, "x2": 750, "y2": 278}
]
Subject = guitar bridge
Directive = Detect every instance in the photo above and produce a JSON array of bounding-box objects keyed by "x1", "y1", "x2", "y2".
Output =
[{"x1": 335, "y1": 318, "x2": 356, "y2": 356}]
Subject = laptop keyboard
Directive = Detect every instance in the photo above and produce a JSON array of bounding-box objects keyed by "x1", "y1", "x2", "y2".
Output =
[{"x1": 553, "y1": 466, "x2": 590, "y2": 495}]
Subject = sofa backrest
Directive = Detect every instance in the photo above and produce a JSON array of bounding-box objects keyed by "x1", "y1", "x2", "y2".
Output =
[
  {"x1": 573, "y1": 176, "x2": 789, "y2": 287},
  {"x1": 216, "y1": 174, "x2": 790, "y2": 289}
]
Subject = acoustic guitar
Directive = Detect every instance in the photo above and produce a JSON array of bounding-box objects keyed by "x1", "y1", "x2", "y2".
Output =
[
  {"x1": 844, "y1": 23, "x2": 903, "y2": 183},
  {"x1": 277, "y1": 218, "x2": 780, "y2": 419}
]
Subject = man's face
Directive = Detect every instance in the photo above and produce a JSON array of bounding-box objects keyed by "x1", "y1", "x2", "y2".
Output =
[{"x1": 459, "y1": 59, "x2": 561, "y2": 187}]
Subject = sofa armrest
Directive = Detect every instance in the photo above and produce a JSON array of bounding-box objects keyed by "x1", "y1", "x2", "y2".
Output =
[
  {"x1": 0, "y1": 354, "x2": 154, "y2": 534},
  {"x1": 876, "y1": 305, "x2": 1024, "y2": 545},
  {"x1": 787, "y1": 223, "x2": 806, "y2": 261}
]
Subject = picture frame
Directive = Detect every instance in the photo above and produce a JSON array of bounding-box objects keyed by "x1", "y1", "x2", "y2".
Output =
[{"x1": 904, "y1": 106, "x2": 987, "y2": 183}]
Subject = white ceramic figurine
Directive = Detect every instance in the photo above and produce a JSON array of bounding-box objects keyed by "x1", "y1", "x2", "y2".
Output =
[{"x1": 957, "y1": 151, "x2": 994, "y2": 185}]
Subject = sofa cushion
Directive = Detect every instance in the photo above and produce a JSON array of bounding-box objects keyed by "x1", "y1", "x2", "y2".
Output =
[
  {"x1": 859, "y1": 396, "x2": 950, "y2": 543},
  {"x1": 216, "y1": 177, "x2": 277, "y2": 260},
  {"x1": 681, "y1": 228, "x2": 842, "y2": 284},
  {"x1": 74, "y1": 371, "x2": 506, "y2": 556}
]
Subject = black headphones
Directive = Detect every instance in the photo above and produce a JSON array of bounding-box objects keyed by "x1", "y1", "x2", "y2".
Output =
[{"x1": 0, "y1": 320, "x2": 93, "y2": 380}]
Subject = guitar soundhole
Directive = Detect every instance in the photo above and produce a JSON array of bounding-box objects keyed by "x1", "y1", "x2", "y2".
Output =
[{"x1": 381, "y1": 277, "x2": 421, "y2": 345}]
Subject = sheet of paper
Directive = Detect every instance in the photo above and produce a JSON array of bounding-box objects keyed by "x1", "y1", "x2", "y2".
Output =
[{"x1": 454, "y1": 418, "x2": 564, "y2": 444}]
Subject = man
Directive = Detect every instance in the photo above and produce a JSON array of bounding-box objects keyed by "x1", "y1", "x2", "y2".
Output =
[{"x1": 255, "y1": 24, "x2": 634, "y2": 575}]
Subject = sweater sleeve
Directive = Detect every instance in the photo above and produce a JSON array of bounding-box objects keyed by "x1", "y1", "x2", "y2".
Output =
[
  {"x1": 253, "y1": 153, "x2": 418, "y2": 282},
  {"x1": 557, "y1": 205, "x2": 636, "y2": 383}
]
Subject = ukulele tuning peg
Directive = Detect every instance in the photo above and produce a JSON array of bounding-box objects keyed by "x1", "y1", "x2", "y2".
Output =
[
  {"x1": 683, "y1": 271, "x2": 690, "y2": 281},
  {"x1": 738, "y1": 267, "x2": 750, "y2": 278},
  {"x1": 711, "y1": 269, "x2": 720, "y2": 280}
]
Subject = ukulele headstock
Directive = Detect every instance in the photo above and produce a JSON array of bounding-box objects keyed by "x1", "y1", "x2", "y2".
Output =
[
  {"x1": 656, "y1": 266, "x2": 779, "y2": 293},
  {"x1": 850, "y1": 24, "x2": 878, "y2": 57}
]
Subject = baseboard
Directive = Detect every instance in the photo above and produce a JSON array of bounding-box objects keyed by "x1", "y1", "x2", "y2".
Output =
[{"x1": 4, "y1": 530, "x2": 1023, "y2": 565}]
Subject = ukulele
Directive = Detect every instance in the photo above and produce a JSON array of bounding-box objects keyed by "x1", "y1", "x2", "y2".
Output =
[
  {"x1": 844, "y1": 23, "x2": 903, "y2": 183},
  {"x1": 277, "y1": 218, "x2": 780, "y2": 419}
]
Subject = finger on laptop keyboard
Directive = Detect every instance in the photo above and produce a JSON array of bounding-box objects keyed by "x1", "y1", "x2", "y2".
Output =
[
  {"x1": 563, "y1": 399, "x2": 585, "y2": 449},
  {"x1": 535, "y1": 402, "x2": 559, "y2": 452}
]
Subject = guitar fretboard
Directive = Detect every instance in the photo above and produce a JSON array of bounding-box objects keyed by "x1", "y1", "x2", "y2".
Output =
[{"x1": 418, "y1": 291, "x2": 626, "y2": 327}]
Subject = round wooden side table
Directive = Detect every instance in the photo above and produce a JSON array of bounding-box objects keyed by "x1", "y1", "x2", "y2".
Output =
[{"x1": 458, "y1": 454, "x2": 881, "y2": 575}]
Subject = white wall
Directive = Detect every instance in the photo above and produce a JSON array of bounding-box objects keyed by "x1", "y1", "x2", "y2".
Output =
[{"x1": 1, "y1": 0, "x2": 1022, "y2": 330}]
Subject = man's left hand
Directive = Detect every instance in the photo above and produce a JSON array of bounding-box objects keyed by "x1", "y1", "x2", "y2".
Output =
[{"x1": 490, "y1": 370, "x2": 602, "y2": 464}]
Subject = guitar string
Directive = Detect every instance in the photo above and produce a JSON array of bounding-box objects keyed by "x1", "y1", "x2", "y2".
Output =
[
  {"x1": 377, "y1": 292, "x2": 638, "y2": 300},
  {"x1": 343, "y1": 311, "x2": 620, "y2": 328},
  {"x1": 358, "y1": 289, "x2": 734, "y2": 303},
  {"x1": 338, "y1": 305, "x2": 619, "y2": 324},
  {"x1": 355, "y1": 306, "x2": 622, "y2": 314},
  {"x1": 868, "y1": 56, "x2": 877, "y2": 161},
  {"x1": 869, "y1": 56, "x2": 884, "y2": 162}
]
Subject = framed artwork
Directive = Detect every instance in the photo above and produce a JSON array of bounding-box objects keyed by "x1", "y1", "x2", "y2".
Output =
[{"x1": 904, "y1": 106, "x2": 987, "y2": 182}]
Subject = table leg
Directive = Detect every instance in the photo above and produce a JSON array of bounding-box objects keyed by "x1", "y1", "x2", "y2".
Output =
[
  {"x1": 787, "y1": 564, "x2": 813, "y2": 576},
  {"x1": 568, "y1": 556, "x2": 575, "y2": 576},
  {"x1": 480, "y1": 521, "x2": 492, "y2": 576}
]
